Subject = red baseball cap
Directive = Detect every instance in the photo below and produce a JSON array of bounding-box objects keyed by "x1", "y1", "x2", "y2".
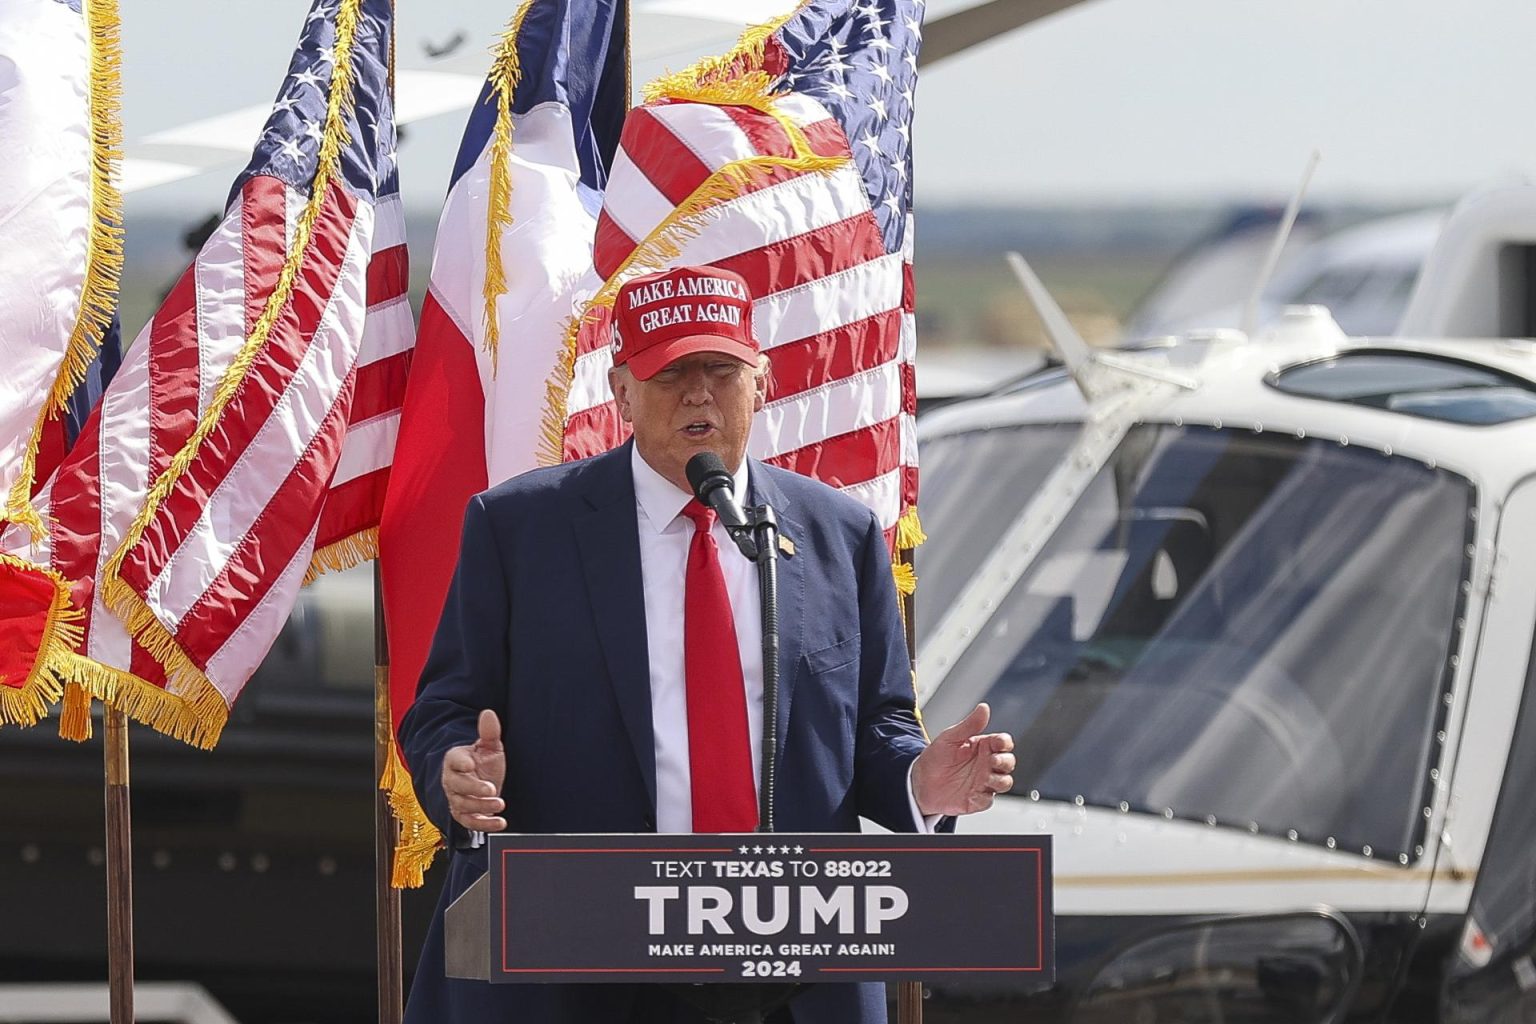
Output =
[{"x1": 610, "y1": 265, "x2": 760, "y2": 381}]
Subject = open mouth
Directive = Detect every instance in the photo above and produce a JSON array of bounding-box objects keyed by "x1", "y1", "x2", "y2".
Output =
[{"x1": 682, "y1": 421, "x2": 715, "y2": 438}]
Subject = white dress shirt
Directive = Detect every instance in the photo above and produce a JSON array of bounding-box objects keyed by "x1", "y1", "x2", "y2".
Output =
[{"x1": 630, "y1": 446, "x2": 936, "y2": 834}]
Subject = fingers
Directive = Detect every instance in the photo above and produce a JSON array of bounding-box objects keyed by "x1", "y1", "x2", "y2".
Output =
[
  {"x1": 476, "y1": 708, "x2": 503, "y2": 750},
  {"x1": 443, "y1": 737, "x2": 506, "y2": 831},
  {"x1": 443, "y1": 762, "x2": 500, "y2": 799},
  {"x1": 456, "y1": 810, "x2": 508, "y2": 832},
  {"x1": 990, "y1": 750, "x2": 1016, "y2": 774}
]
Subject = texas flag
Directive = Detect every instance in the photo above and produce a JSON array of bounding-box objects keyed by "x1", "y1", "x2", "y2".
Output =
[{"x1": 377, "y1": 0, "x2": 628, "y2": 885}]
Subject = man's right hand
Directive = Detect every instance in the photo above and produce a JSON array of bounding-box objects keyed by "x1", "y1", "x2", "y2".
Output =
[{"x1": 442, "y1": 709, "x2": 507, "y2": 832}]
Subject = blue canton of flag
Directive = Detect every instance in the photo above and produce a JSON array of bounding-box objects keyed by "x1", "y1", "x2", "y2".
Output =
[
  {"x1": 775, "y1": 0, "x2": 923, "y2": 253},
  {"x1": 233, "y1": 0, "x2": 398, "y2": 207}
]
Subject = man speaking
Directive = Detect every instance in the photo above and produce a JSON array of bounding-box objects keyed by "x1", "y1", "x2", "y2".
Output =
[{"x1": 399, "y1": 265, "x2": 1016, "y2": 1023}]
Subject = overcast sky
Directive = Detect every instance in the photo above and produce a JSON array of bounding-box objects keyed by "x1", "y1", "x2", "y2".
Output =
[{"x1": 120, "y1": 0, "x2": 1536, "y2": 214}]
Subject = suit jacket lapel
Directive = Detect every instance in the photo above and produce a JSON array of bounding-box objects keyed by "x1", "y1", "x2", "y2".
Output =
[
  {"x1": 747, "y1": 463, "x2": 805, "y2": 765},
  {"x1": 573, "y1": 442, "x2": 657, "y2": 813}
]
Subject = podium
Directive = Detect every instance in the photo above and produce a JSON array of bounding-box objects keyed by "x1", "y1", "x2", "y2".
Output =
[{"x1": 443, "y1": 832, "x2": 1053, "y2": 1024}]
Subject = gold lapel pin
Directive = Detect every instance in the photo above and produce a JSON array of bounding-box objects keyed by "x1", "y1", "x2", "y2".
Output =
[{"x1": 777, "y1": 535, "x2": 795, "y2": 557}]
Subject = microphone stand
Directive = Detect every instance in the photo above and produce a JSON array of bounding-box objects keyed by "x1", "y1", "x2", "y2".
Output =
[
  {"x1": 680, "y1": 504, "x2": 797, "y2": 1024},
  {"x1": 732, "y1": 505, "x2": 780, "y2": 835}
]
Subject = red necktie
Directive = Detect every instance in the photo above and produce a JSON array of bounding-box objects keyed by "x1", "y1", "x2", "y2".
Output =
[{"x1": 682, "y1": 499, "x2": 759, "y2": 832}]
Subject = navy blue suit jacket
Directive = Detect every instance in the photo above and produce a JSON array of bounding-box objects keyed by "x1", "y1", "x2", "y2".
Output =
[{"x1": 399, "y1": 441, "x2": 938, "y2": 1024}]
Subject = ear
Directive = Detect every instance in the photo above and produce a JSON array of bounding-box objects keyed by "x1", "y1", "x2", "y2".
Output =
[
  {"x1": 609, "y1": 368, "x2": 634, "y2": 423},
  {"x1": 752, "y1": 366, "x2": 767, "y2": 413}
]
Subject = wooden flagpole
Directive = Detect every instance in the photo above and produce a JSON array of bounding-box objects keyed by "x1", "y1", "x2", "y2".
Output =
[
  {"x1": 104, "y1": 707, "x2": 135, "y2": 1023},
  {"x1": 898, "y1": 549, "x2": 922, "y2": 1024},
  {"x1": 376, "y1": 560, "x2": 403, "y2": 1023},
  {"x1": 374, "y1": 6, "x2": 405, "y2": 1021}
]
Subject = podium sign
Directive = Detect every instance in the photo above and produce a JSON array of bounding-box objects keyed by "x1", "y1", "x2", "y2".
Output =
[{"x1": 486, "y1": 833, "x2": 1052, "y2": 984}]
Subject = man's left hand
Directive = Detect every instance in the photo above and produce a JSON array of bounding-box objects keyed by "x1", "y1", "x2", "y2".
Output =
[{"x1": 911, "y1": 703, "x2": 1016, "y2": 817}]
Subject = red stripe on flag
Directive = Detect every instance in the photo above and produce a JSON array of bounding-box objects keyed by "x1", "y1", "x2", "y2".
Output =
[
  {"x1": 350, "y1": 348, "x2": 410, "y2": 426},
  {"x1": 902, "y1": 261, "x2": 915, "y2": 313},
  {"x1": 574, "y1": 305, "x2": 616, "y2": 359},
  {"x1": 314, "y1": 466, "x2": 389, "y2": 553},
  {"x1": 47, "y1": 404, "x2": 104, "y2": 627},
  {"x1": 379, "y1": 291, "x2": 491, "y2": 735},
  {"x1": 713, "y1": 214, "x2": 885, "y2": 300},
  {"x1": 901, "y1": 360, "x2": 917, "y2": 418},
  {"x1": 762, "y1": 313, "x2": 902, "y2": 404},
  {"x1": 803, "y1": 117, "x2": 851, "y2": 159},
  {"x1": 720, "y1": 104, "x2": 794, "y2": 159},
  {"x1": 903, "y1": 462, "x2": 919, "y2": 512},
  {"x1": 765, "y1": 417, "x2": 902, "y2": 488},
  {"x1": 622, "y1": 104, "x2": 715, "y2": 206},
  {"x1": 367, "y1": 243, "x2": 409, "y2": 306},
  {"x1": 146, "y1": 268, "x2": 201, "y2": 481},
  {"x1": 174, "y1": 377, "x2": 356, "y2": 666},
  {"x1": 119, "y1": 180, "x2": 359, "y2": 594},
  {"x1": 243, "y1": 176, "x2": 290, "y2": 336},
  {"x1": 562, "y1": 401, "x2": 630, "y2": 464},
  {"x1": 593, "y1": 209, "x2": 637, "y2": 283}
]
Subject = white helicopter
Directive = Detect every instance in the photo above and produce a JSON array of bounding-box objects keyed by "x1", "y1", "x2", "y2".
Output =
[{"x1": 911, "y1": 185, "x2": 1536, "y2": 1023}]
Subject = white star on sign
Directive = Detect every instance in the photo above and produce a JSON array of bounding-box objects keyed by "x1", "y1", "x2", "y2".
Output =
[
  {"x1": 739, "y1": 846, "x2": 750, "y2": 855},
  {"x1": 753, "y1": 845, "x2": 763, "y2": 854},
  {"x1": 794, "y1": 845, "x2": 804, "y2": 854}
]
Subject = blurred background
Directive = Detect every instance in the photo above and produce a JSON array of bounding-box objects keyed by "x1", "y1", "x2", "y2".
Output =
[{"x1": 4, "y1": 0, "x2": 1536, "y2": 1020}]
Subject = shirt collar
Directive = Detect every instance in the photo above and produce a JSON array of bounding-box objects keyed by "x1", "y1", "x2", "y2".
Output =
[{"x1": 631, "y1": 444, "x2": 749, "y2": 535}]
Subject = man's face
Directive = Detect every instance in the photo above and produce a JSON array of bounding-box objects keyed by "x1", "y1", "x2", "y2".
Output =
[{"x1": 610, "y1": 352, "x2": 766, "y2": 491}]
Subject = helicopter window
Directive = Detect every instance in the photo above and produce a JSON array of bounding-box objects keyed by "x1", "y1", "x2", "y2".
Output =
[
  {"x1": 921, "y1": 424, "x2": 1472, "y2": 861},
  {"x1": 1270, "y1": 351, "x2": 1536, "y2": 424},
  {"x1": 915, "y1": 423, "x2": 1078, "y2": 638}
]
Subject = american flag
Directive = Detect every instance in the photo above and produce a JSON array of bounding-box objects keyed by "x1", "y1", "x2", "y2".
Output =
[
  {"x1": 561, "y1": 0, "x2": 923, "y2": 549},
  {"x1": 2, "y1": 0, "x2": 411, "y2": 747}
]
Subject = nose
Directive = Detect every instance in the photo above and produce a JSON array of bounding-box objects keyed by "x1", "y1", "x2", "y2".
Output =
[{"x1": 680, "y1": 368, "x2": 713, "y2": 403}]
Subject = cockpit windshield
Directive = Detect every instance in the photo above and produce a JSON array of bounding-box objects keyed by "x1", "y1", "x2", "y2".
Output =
[{"x1": 919, "y1": 424, "x2": 1473, "y2": 861}]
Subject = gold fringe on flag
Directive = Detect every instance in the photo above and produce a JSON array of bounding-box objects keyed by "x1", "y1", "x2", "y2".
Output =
[
  {"x1": 4, "y1": 0, "x2": 126, "y2": 542},
  {"x1": 895, "y1": 506, "x2": 926, "y2": 550},
  {"x1": 303, "y1": 526, "x2": 379, "y2": 585},
  {"x1": 479, "y1": 0, "x2": 538, "y2": 376},
  {"x1": 382, "y1": 736, "x2": 443, "y2": 888},
  {"x1": 93, "y1": 0, "x2": 365, "y2": 748},
  {"x1": 0, "y1": 555, "x2": 84, "y2": 728},
  {"x1": 640, "y1": 0, "x2": 810, "y2": 98},
  {"x1": 58, "y1": 680, "x2": 94, "y2": 741}
]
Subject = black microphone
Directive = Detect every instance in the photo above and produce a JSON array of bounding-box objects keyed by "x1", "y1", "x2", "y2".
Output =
[{"x1": 686, "y1": 452, "x2": 758, "y2": 560}]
